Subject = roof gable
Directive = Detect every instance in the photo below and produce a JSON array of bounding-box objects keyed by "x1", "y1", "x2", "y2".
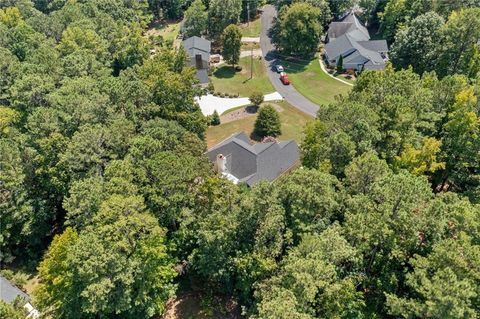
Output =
[
  {"x1": 0, "y1": 276, "x2": 29, "y2": 304},
  {"x1": 206, "y1": 132, "x2": 300, "y2": 186},
  {"x1": 182, "y1": 36, "x2": 211, "y2": 54}
]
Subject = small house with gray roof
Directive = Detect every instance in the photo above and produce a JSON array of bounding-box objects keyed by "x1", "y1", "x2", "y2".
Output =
[
  {"x1": 206, "y1": 132, "x2": 300, "y2": 186},
  {"x1": 0, "y1": 276, "x2": 39, "y2": 318},
  {"x1": 181, "y1": 36, "x2": 211, "y2": 85},
  {"x1": 325, "y1": 12, "x2": 388, "y2": 71}
]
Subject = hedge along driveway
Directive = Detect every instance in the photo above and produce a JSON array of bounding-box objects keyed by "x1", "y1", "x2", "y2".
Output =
[{"x1": 211, "y1": 57, "x2": 275, "y2": 97}]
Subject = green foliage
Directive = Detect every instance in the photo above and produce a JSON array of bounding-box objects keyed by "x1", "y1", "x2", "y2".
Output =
[
  {"x1": 221, "y1": 24, "x2": 242, "y2": 67},
  {"x1": 183, "y1": 0, "x2": 208, "y2": 38},
  {"x1": 254, "y1": 226, "x2": 364, "y2": 319},
  {"x1": 207, "y1": 0, "x2": 242, "y2": 37},
  {"x1": 436, "y1": 8, "x2": 480, "y2": 78},
  {"x1": 336, "y1": 54, "x2": 343, "y2": 72},
  {"x1": 35, "y1": 198, "x2": 178, "y2": 318},
  {"x1": 390, "y1": 12, "x2": 444, "y2": 74},
  {"x1": 272, "y1": 2, "x2": 323, "y2": 56},
  {"x1": 249, "y1": 91, "x2": 264, "y2": 107},
  {"x1": 0, "y1": 300, "x2": 26, "y2": 319},
  {"x1": 210, "y1": 110, "x2": 220, "y2": 125},
  {"x1": 253, "y1": 104, "x2": 282, "y2": 138},
  {"x1": 3, "y1": 1, "x2": 480, "y2": 318},
  {"x1": 387, "y1": 233, "x2": 480, "y2": 318},
  {"x1": 277, "y1": 0, "x2": 333, "y2": 26}
]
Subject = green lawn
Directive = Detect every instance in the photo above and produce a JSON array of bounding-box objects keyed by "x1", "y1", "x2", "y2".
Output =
[
  {"x1": 239, "y1": 18, "x2": 261, "y2": 37},
  {"x1": 206, "y1": 101, "x2": 313, "y2": 148},
  {"x1": 147, "y1": 20, "x2": 182, "y2": 43},
  {"x1": 211, "y1": 57, "x2": 274, "y2": 97},
  {"x1": 279, "y1": 58, "x2": 352, "y2": 106}
]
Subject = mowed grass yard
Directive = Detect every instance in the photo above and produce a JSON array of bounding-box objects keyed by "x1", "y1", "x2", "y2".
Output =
[
  {"x1": 211, "y1": 57, "x2": 274, "y2": 97},
  {"x1": 206, "y1": 101, "x2": 313, "y2": 148},
  {"x1": 278, "y1": 58, "x2": 352, "y2": 106},
  {"x1": 239, "y1": 17, "x2": 261, "y2": 37},
  {"x1": 146, "y1": 20, "x2": 182, "y2": 43}
]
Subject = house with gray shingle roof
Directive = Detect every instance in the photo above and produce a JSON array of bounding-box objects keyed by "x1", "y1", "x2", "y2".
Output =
[
  {"x1": 325, "y1": 12, "x2": 388, "y2": 71},
  {"x1": 181, "y1": 36, "x2": 211, "y2": 85},
  {"x1": 0, "y1": 276, "x2": 39, "y2": 318},
  {"x1": 206, "y1": 132, "x2": 300, "y2": 186}
]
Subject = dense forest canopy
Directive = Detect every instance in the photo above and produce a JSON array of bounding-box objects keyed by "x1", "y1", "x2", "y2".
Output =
[{"x1": 0, "y1": 0, "x2": 479, "y2": 318}]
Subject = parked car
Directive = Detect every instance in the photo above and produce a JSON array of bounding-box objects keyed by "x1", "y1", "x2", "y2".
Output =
[
  {"x1": 275, "y1": 65, "x2": 284, "y2": 73},
  {"x1": 280, "y1": 72, "x2": 290, "y2": 85}
]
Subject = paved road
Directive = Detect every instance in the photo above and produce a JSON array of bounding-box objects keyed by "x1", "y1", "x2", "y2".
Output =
[{"x1": 260, "y1": 5, "x2": 320, "y2": 117}]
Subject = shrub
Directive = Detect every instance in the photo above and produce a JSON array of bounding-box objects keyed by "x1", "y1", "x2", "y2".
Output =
[
  {"x1": 249, "y1": 91, "x2": 264, "y2": 107},
  {"x1": 235, "y1": 65, "x2": 242, "y2": 72},
  {"x1": 207, "y1": 81, "x2": 214, "y2": 92},
  {"x1": 336, "y1": 55, "x2": 344, "y2": 73},
  {"x1": 211, "y1": 110, "x2": 220, "y2": 125},
  {"x1": 253, "y1": 104, "x2": 281, "y2": 138}
]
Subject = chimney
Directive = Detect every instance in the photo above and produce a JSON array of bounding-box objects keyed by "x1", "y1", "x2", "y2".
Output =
[{"x1": 216, "y1": 154, "x2": 227, "y2": 173}]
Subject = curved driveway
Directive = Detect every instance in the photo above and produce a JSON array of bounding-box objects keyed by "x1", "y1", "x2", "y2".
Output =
[{"x1": 260, "y1": 5, "x2": 320, "y2": 117}]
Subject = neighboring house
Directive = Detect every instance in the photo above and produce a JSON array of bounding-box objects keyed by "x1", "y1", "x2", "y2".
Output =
[
  {"x1": 0, "y1": 276, "x2": 39, "y2": 318},
  {"x1": 324, "y1": 11, "x2": 388, "y2": 71},
  {"x1": 206, "y1": 132, "x2": 300, "y2": 186},
  {"x1": 181, "y1": 36, "x2": 211, "y2": 85}
]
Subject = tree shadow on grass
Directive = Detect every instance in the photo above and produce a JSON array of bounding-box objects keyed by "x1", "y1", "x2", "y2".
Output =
[
  {"x1": 265, "y1": 51, "x2": 311, "y2": 75},
  {"x1": 213, "y1": 66, "x2": 236, "y2": 79}
]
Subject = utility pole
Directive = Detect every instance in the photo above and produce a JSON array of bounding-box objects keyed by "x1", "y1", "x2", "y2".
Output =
[
  {"x1": 250, "y1": 46, "x2": 253, "y2": 80},
  {"x1": 247, "y1": 0, "x2": 253, "y2": 79}
]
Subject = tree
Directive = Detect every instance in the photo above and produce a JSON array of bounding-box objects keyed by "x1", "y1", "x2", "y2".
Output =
[
  {"x1": 272, "y1": 3, "x2": 323, "y2": 56},
  {"x1": 439, "y1": 87, "x2": 480, "y2": 199},
  {"x1": 336, "y1": 54, "x2": 343, "y2": 72},
  {"x1": 277, "y1": 169, "x2": 342, "y2": 242},
  {"x1": 253, "y1": 227, "x2": 364, "y2": 319},
  {"x1": 390, "y1": 12, "x2": 444, "y2": 74},
  {"x1": 182, "y1": 0, "x2": 208, "y2": 38},
  {"x1": 277, "y1": 0, "x2": 333, "y2": 26},
  {"x1": 378, "y1": 0, "x2": 432, "y2": 43},
  {"x1": 210, "y1": 109, "x2": 220, "y2": 125},
  {"x1": 221, "y1": 24, "x2": 242, "y2": 68},
  {"x1": 394, "y1": 137, "x2": 445, "y2": 176},
  {"x1": 253, "y1": 104, "x2": 281, "y2": 138},
  {"x1": 344, "y1": 150, "x2": 389, "y2": 195},
  {"x1": 147, "y1": 0, "x2": 185, "y2": 20},
  {"x1": 436, "y1": 8, "x2": 480, "y2": 78},
  {"x1": 0, "y1": 300, "x2": 27, "y2": 319},
  {"x1": 208, "y1": 0, "x2": 242, "y2": 36},
  {"x1": 249, "y1": 91, "x2": 264, "y2": 107},
  {"x1": 386, "y1": 233, "x2": 480, "y2": 318},
  {"x1": 35, "y1": 196, "x2": 177, "y2": 318}
]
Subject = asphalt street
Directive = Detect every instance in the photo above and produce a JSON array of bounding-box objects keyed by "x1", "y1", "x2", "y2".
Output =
[{"x1": 260, "y1": 5, "x2": 320, "y2": 117}]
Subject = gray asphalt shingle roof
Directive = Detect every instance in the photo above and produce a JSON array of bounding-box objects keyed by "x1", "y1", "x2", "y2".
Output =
[
  {"x1": 325, "y1": 12, "x2": 388, "y2": 70},
  {"x1": 182, "y1": 36, "x2": 211, "y2": 56},
  {"x1": 206, "y1": 132, "x2": 300, "y2": 186},
  {"x1": 0, "y1": 276, "x2": 29, "y2": 304}
]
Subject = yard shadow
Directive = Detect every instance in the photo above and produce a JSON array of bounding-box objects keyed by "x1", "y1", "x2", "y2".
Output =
[
  {"x1": 162, "y1": 293, "x2": 244, "y2": 319},
  {"x1": 265, "y1": 51, "x2": 312, "y2": 75},
  {"x1": 213, "y1": 65, "x2": 236, "y2": 79}
]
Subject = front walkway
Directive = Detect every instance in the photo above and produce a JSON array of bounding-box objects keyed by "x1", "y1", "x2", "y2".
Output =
[
  {"x1": 241, "y1": 37, "x2": 260, "y2": 43},
  {"x1": 196, "y1": 92, "x2": 283, "y2": 116},
  {"x1": 318, "y1": 59, "x2": 354, "y2": 87}
]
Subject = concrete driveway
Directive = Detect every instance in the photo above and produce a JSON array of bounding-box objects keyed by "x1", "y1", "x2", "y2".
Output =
[{"x1": 260, "y1": 5, "x2": 320, "y2": 117}]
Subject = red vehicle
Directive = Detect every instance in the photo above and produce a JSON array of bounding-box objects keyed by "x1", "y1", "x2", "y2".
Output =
[{"x1": 280, "y1": 72, "x2": 290, "y2": 85}]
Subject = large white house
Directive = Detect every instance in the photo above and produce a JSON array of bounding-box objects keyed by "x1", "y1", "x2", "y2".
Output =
[{"x1": 324, "y1": 12, "x2": 389, "y2": 71}]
